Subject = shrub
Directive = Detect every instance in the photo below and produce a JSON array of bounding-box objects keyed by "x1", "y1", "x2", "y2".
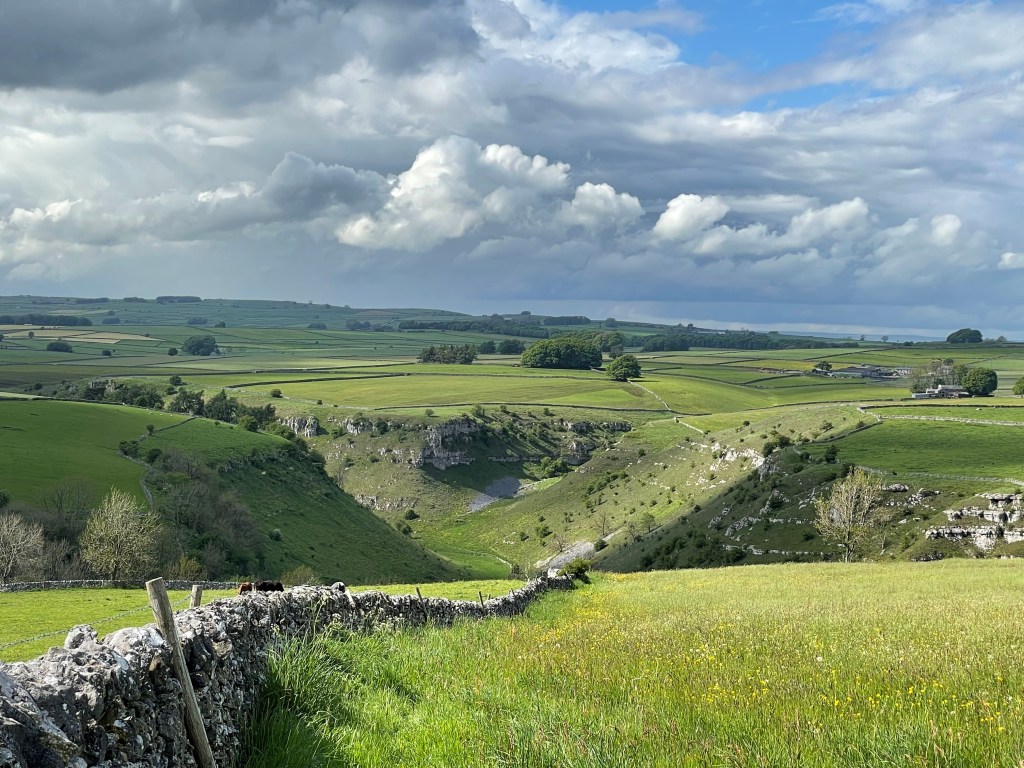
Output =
[
  {"x1": 46, "y1": 341, "x2": 73, "y2": 353},
  {"x1": 560, "y1": 558, "x2": 592, "y2": 582}
]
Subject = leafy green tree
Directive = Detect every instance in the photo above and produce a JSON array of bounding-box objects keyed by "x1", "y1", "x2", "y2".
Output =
[
  {"x1": 80, "y1": 489, "x2": 160, "y2": 580},
  {"x1": 497, "y1": 339, "x2": 525, "y2": 355},
  {"x1": 521, "y1": 337, "x2": 602, "y2": 370},
  {"x1": 477, "y1": 340, "x2": 496, "y2": 354},
  {"x1": 169, "y1": 389, "x2": 204, "y2": 415},
  {"x1": 1013, "y1": 379, "x2": 1024, "y2": 396},
  {"x1": 167, "y1": 347, "x2": 178, "y2": 356},
  {"x1": 946, "y1": 328, "x2": 983, "y2": 344},
  {"x1": 963, "y1": 367, "x2": 998, "y2": 396},
  {"x1": 181, "y1": 335, "x2": 217, "y2": 356},
  {"x1": 814, "y1": 468, "x2": 885, "y2": 562},
  {"x1": 203, "y1": 390, "x2": 237, "y2": 422},
  {"x1": 606, "y1": 355, "x2": 641, "y2": 381},
  {"x1": 46, "y1": 340, "x2": 73, "y2": 352}
]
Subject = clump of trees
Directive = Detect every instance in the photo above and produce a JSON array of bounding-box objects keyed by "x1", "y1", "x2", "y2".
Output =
[
  {"x1": 963, "y1": 368, "x2": 998, "y2": 396},
  {"x1": 168, "y1": 388, "x2": 277, "y2": 428},
  {"x1": 497, "y1": 339, "x2": 526, "y2": 355},
  {"x1": 521, "y1": 337, "x2": 601, "y2": 370},
  {"x1": 946, "y1": 328, "x2": 983, "y2": 344},
  {"x1": 45, "y1": 341, "x2": 73, "y2": 353},
  {"x1": 417, "y1": 344, "x2": 478, "y2": 364},
  {"x1": 908, "y1": 359, "x2": 998, "y2": 395},
  {"x1": 606, "y1": 354, "x2": 641, "y2": 381},
  {"x1": 182, "y1": 335, "x2": 218, "y2": 356}
]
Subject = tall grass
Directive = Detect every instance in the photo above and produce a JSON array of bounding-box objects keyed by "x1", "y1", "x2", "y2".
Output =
[{"x1": 242, "y1": 561, "x2": 1024, "y2": 767}]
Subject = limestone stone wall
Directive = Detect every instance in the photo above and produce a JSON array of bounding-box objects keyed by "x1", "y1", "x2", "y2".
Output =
[{"x1": 0, "y1": 575, "x2": 575, "y2": 767}]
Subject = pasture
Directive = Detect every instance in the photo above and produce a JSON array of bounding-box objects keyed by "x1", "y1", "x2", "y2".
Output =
[
  {"x1": 146, "y1": 418, "x2": 290, "y2": 462},
  {"x1": 232, "y1": 374, "x2": 666, "y2": 411},
  {"x1": 814, "y1": 419, "x2": 1024, "y2": 480},
  {"x1": 0, "y1": 400, "x2": 186, "y2": 504},
  {"x1": 0, "y1": 587, "x2": 237, "y2": 662},
  {"x1": 244, "y1": 561, "x2": 1024, "y2": 767}
]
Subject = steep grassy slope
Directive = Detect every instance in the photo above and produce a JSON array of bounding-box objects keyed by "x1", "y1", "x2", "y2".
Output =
[{"x1": 220, "y1": 452, "x2": 459, "y2": 584}]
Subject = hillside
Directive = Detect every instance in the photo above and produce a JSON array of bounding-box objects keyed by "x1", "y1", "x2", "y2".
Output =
[
  {"x1": 6, "y1": 295, "x2": 1024, "y2": 583},
  {"x1": 0, "y1": 399, "x2": 458, "y2": 585}
]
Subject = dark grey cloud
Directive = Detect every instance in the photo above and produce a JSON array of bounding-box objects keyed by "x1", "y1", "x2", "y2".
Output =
[{"x1": 0, "y1": 0, "x2": 477, "y2": 93}]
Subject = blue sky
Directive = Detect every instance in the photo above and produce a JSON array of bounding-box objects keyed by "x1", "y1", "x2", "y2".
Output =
[{"x1": 0, "y1": 0, "x2": 1022, "y2": 337}]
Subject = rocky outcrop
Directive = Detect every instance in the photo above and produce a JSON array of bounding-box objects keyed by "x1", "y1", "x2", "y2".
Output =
[
  {"x1": 0, "y1": 575, "x2": 577, "y2": 768},
  {"x1": 926, "y1": 525, "x2": 1024, "y2": 551},
  {"x1": 279, "y1": 416, "x2": 319, "y2": 438},
  {"x1": 413, "y1": 417, "x2": 479, "y2": 469}
]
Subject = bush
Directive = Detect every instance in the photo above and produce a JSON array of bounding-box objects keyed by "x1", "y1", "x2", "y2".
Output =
[
  {"x1": 560, "y1": 558, "x2": 592, "y2": 582},
  {"x1": 167, "y1": 347, "x2": 179, "y2": 356},
  {"x1": 101, "y1": 349, "x2": 113, "y2": 357},
  {"x1": 270, "y1": 389, "x2": 283, "y2": 398},
  {"x1": 46, "y1": 341, "x2": 73, "y2": 353}
]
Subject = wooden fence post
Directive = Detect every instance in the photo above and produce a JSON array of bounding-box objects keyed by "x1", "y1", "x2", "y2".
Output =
[
  {"x1": 147, "y1": 577, "x2": 217, "y2": 768},
  {"x1": 190, "y1": 585, "x2": 203, "y2": 609}
]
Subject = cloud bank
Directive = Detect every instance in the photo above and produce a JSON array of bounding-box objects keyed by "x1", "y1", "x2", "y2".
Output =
[{"x1": 1, "y1": 0, "x2": 1022, "y2": 336}]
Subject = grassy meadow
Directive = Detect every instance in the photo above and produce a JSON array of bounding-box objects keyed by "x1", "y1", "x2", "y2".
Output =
[
  {"x1": 244, "y1": 561, "x2": 1024, "y2": 767},
  {"x1": 0, "y1": 400, "x2": 186, "y2": 504},
  {"x1": 0, "y1": 587, "x2": 237, "y2": 662}
]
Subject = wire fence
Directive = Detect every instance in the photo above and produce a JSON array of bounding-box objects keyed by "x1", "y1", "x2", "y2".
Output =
[{"x1": 0, "y1": 593, "x2": 194, "y2": 655}]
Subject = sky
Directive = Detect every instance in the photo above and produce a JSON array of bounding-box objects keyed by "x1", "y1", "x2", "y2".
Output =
[{"x1": 1, "y1": 0, "x2": 1023, "y2": 337}]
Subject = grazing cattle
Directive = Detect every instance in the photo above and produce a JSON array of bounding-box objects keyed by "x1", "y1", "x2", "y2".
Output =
[
  {"x1": 237, "y1": 582, "x2": 254, "y2": 595},
  {"x1": 254, "y1": 580, "x2": 284, "y2": 592}
]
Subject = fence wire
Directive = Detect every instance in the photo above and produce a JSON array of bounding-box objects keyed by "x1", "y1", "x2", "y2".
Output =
[{"x1": 0, "y1": 593, "x2": 194, "y2": 654}]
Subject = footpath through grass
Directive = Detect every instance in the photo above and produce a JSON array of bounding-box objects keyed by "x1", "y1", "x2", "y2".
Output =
[{"x1": 244, "y1": 561, "x2": 1024, "y2": 767}]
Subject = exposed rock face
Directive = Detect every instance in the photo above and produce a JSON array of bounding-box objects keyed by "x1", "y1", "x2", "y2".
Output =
[
  {"x1": 279, "y1": 416, "x2": 319, "y2": 438},
  {"x1": 926, "y1": 526, "x2": 1024, "y2": 551},
  {"x1": 0, "y1": 575, "x2": 577, "y2": 767},
  {"x1": 413, "y1": 417, "x2": 479, "y2": 469}
]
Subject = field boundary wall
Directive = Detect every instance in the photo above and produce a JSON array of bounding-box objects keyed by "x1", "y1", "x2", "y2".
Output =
[{"x1": 0, "y1": 574, "x2": 576, "y2": 767}]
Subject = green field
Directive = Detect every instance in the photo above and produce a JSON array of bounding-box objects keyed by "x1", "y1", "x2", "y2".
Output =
[
  {"x1": 0, "y1": 587, "x2": 237, "y2": 662},
  {"x1": 0, "y1": 400, "x2": 186, "y2": 504},
  {"x1": 815, "y1": 420, "x2": 1024, "y2": 479},
  {"x1": 244, "y1": 561, "x2": 1024, "y2": 767},
  {"x1": 146, "y1": 418, "x2": 291, "y2": 461},
  {"x1": 238, "y1": 374, "x2": 665, "y2": 411}
]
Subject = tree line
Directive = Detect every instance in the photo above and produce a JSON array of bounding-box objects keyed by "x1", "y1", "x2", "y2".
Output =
[
  {"x1": 0, "y1": 314, "x2": 93, "y2": 326},
  {"x1": 641, "y1": 329, "x2": 857, "y2": 352},
  {"x1": 399, "y1": 319, "x2": 551, "y2": 337}
]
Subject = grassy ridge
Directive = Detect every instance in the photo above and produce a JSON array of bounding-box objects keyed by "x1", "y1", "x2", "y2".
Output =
[{"x1": 243, "y1": 561, "x2": 1024, "y2": 767}]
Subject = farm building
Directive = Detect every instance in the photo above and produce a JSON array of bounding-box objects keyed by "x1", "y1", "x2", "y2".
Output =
[{"x1": 911, "y1": 384, "x2": 970, "y2": 399}]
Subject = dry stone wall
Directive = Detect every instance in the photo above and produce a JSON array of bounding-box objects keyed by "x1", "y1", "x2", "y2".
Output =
[{"x1": 0, "y1": 575, "x2": 576, "y2": 768}]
